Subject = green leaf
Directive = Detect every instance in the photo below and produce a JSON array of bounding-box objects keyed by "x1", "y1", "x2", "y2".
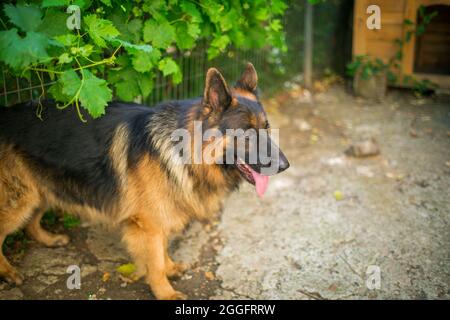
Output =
[
  {"x1": 138, "y1": 72, "x2": 154, "y2": 99},
  {"x1": 48, "y1": 81, "x2": 71, "y2": 102},
  {"x1": 130, "y1": 49, "x2": 161, "y2": 73},
  {"x1": 143, "y1": 19, "x2": 176, "y2": 49},
  {"x1": 37, "y1": 10, "x2": 68, "y2": 37},
  {"x1": 41, "y1": 0, "x2": 70, "y2": 8},
  {"x1": 60, "y1": 69, "x2": 81, "y2": 97},
  {"x1": 211, "y1": 34, "x2": 230, "y2": 51},
  {"x1": 54, "y1": 34, "x2": 78, "y2": 47},
  {"x1": 79, "y1": 70, "x2": 112, "y2": 118},
  {"x1": 79, "y1": 45, "x2": 94, "y2": 57},
  {"x1": 115, "y1": 79, "x2": 141, "y2": 101},
  {"x1": 3, "y1": 3, "x2": 43, "y2": 32},
  {"x1": 180, "y1": 0, "x2": 203, "y2": 23},
  {"x1": 58, "y1": 53, "x2": 72, "y2": 64},
  {"x1": 0, "y1": 29, "x2": 50, "y2": 69},
  {"x1": 254, "y1": 8, "x2": 269, "y2": 21},
  {"x1": 270, "y1": 19, "x2": 283, "y2": 32},
  {"x1": 109, "y1": 66, "x2": 141, "y2": 101},
  {"x1": 100, "y1": 0, "x2": 112, "y2": 7},
  {"x1": 187, "y1": 23, "x2": 201, "y2": 38},
  {"x1": 176, "y1": 23, "x2": 196, "y2": 50},
  {"x1": 158, "y1": 57, "x2": 182, "y2": 84},
  {"x1": 219, "y1": 9, "x2": 238, "y2": 32},
  {"x1": 111, "y1": 13, "x2": 143, "y2": 43},
  {"x1": 202, "y1": 1, "x2": 224, "y2": 23},
  {"x1": 84, "y1": 14, "x2": 120, "y2": 48},
  {"x1": 59, "y1": 69, "x2": 111, "y2": 118},
  {"x1": 117, "y1": 263, "x2": 136, "y2": 277}
]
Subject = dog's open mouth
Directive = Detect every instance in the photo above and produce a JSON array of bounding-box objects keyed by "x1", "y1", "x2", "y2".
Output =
[{"x1": 236, "y1": 158, "x2": 269, "y2": 198}]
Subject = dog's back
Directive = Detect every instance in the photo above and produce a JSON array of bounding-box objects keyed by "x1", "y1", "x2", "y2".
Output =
[{"x1": 0, "y1": 101, "x2": 157, "y2": 210}]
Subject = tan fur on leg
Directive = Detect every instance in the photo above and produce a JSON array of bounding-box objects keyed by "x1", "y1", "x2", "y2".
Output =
[
  {"x1": 164, "y1": 241, "x2": 189, "y2": 279},
  {"x1": 122, "y1": 215, "x2": 186, "y2": 300}
]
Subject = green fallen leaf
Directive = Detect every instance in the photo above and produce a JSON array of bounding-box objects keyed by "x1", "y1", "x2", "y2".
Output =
[
  {"x1": 117, "y1": 263, "x2": 136, "y2": 277},
  {"x1": 334, "y1": 190, "x2": 344, "y2": 201}
]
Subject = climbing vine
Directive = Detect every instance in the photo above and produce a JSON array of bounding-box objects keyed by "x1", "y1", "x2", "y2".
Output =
[{"x1": 0, "y1": 0, "x2": 288, "y2": 120}]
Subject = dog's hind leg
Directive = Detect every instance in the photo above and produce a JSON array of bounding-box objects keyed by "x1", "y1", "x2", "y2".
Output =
[
  {"x1": 0, "y1": 200, "x2": 38, "y2": 285},
  {"x1": 122, "y1": 214, "x2": 186, "y2": 300},
  {"x1": 25, "y1": 209, "x2": 70, "y2": 247}
]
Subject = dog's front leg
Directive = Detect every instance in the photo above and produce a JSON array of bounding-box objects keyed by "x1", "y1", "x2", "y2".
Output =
[{"x1": 122, "y1": 215, "x2": 186, "y2": 300}]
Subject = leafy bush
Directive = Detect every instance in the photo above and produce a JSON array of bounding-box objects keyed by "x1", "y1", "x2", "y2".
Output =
[
  {"x1": 346, "y1": 55, "x2": 388, "y2": 80},
  {"x1": 0, "y1": 0, "x2": 287, "y2": 120}
]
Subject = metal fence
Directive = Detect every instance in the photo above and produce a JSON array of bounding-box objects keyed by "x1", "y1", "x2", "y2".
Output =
[{"x1": 0, "y1": 45, "x2": 267, "y2": 108}]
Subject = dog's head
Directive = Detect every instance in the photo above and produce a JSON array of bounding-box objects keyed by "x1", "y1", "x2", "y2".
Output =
[{"x1": 199, "y1": 63, "x2": 289, "y2": 197}]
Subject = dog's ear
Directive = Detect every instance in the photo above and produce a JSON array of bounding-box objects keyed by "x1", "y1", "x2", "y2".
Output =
[
  {"x1": 236, "y1": 62, "x2": 258, "y2": 92},
  {"x1": 203, "y1": 68, "x2": 232, "y2": 113}
]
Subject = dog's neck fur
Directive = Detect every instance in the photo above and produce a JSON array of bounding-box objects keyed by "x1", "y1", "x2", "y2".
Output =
[{"x1": 145, "y1": 101, "x2": 241, "y2": 219}]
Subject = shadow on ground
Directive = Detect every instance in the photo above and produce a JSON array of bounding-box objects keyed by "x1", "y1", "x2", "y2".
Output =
[{"x1": 1, "y1": 85, "x2": 449, "y2": 299}]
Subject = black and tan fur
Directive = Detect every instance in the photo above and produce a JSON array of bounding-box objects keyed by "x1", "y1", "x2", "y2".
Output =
[{"x1": 0, "y1": 64, "x2": 289, "y2": 299}]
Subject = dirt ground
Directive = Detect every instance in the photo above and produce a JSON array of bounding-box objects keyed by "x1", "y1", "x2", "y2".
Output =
[{"x1": 1, "y1": 85, "x2": 449, "y2": 300}]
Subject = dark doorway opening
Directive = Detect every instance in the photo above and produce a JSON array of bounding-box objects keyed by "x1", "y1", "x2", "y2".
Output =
[{"x1": 414, "y1": 5, "x2": 450, "y2": 75}]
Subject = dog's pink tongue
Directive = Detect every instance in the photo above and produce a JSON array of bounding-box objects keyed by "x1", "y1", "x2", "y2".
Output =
[{"x1": 249, "y1": 168, "x2": 269, "y2": 198}]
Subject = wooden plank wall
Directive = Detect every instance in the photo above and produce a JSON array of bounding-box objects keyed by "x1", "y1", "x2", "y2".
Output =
[
  {"x1": 353, "y1": 0, "x2": 406, "y2": 65},
  {"x1": 353, "y1": 0, "x2": 450, "y2": 88}
]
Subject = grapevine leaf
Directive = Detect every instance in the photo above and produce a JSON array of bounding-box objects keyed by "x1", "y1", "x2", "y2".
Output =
[
  {"x1": 211, "y1": 34, "x2": 230, "y2": 51},
  {"x1": 79, "y1": 70, "x2": 112, "y2": 118},
  {"x1": 143, "y1": 19, "x2": 176, "y2": 49},
  {"x1": 180, "y1": 1, "x2": 203, "y2": 23},
  {"x1": 60, "y1": 69, "x2": 81, "y2": 97},
  {"x1": 176, "y1": 23, "x2": 196, "y2": 50},
  {"x1": 37, "y1": 10, "x2": 68, "y2": 37},
  {"x1": 188, "y1": 23, "x2": 201, "y2": 38},
  {"x1": 0, "y1": 29, "x2": 50, "y2": 69},
  {"x1": 84, "y1": 14, "x2": 120, "y2": 48},
  {"x1": 219, "y1": 9, "x2": 238, "y2": 32},
  {"x1": 158, "y1": 57, "x2": 182, "y2": 84},
  {"x1": 79, "y1": 45, "x2": 94, "y2": 58},
  {"x1": 58, "y1": 53, "x2": 73, "y2": 64},
  {"x1": 111, "y1": 12, "x2": 143, "y2": 43},
  {"x1": 130, "y1": 49, "x2": 160, "y2": 73},
  {"x1": 115, "y1": 79, "x2": 141, "y2": 102},
  {"x1": 138, "y1": 72, "x2": 154, "y2": 99},
  {"x1": 255, "y1": 8, "x2": 269, "y2": 21},
  {"x1": 109, "y1": 67, "x2": 141, "y2": 101},
  {"x1": 48, "y1": 81, "x2": 71, "y2": 102},
  {"x1": 54, "y1": 34, "x2": 78, "y2": 47},
  {"x1": 3, "y1": 3, "x2": 43, "y2": 32}
]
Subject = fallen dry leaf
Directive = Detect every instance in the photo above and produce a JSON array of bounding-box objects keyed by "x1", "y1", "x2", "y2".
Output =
[
  {"x1": 204, "y1": 271, "x2": 215, "y2": 281},
  {"x1": 102, "y1": 272, "x2": 111, "y2": 282}
]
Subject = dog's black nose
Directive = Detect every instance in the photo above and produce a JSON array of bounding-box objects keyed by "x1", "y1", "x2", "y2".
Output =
[{"x1": 277, "y1": 152, "x2": 290, "y2": 173}]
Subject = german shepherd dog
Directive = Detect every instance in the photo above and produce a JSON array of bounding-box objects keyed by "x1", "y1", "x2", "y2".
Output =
[{"x1": 0, "y1": 63, "x2": 289, "y2": 299}]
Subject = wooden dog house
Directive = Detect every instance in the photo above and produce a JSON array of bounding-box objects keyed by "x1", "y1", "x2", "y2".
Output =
[{"x1": 353, "y1": 0, "x2": 450, "y2": 89}]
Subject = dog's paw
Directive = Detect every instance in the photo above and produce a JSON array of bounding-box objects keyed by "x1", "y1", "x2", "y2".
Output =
[
  {"x1": 160, "y1": 291, "x2": 187, "y2": 300},
  {"x1": 47, "y1": 234, "x2": 70, "y2": 247},
  {"x1": 167, "y1": 262, "x2": 189, "y2": 279},
  {"x1": 2, "y1": 269, "x2": 24, "y2": 286}
]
